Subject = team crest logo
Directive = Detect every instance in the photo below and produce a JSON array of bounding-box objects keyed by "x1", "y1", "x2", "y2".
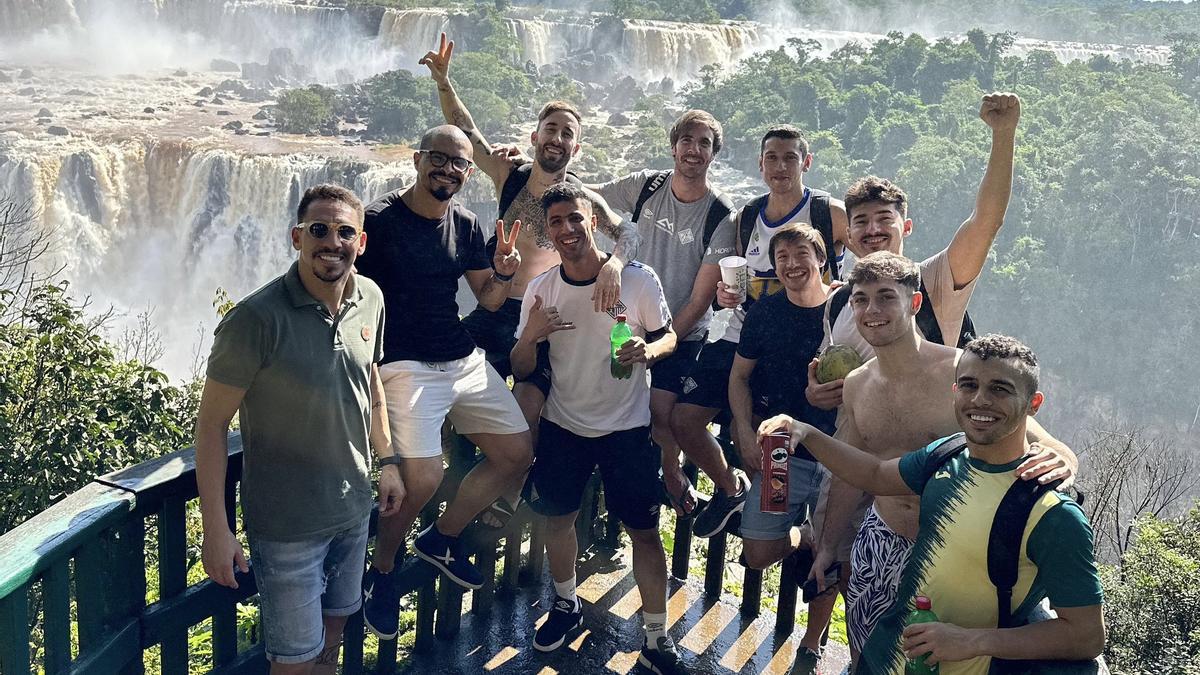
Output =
[
  {"x1": 361, "y1": 325, "x2": 373, "y2": 341},
  {"x1": 677, "y1": 229, "x2": 695, "y2": 245},
  {"x1": 655, "y1": 217, "x2": 674, "y2": 234},
  {"x1": 682, "y1": 377, "x2": 698, "y2": 394},
  {"x1": 605, "y1": 300, "x2": 629, "y2": 319}
]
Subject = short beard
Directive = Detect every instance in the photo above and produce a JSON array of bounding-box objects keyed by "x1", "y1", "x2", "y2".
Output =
[
  {"x1": 536, "y1": 149, "x2": 570, "y2": 174},
  {"x1": 430, "y1": 185, "x2": 454, "y2": 202}
]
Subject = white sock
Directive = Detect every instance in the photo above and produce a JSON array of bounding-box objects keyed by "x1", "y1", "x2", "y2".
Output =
[
  {"x1": 643, "y1": 611, "x2": 668, "y2": 646},
  {"x1": 553, "y1": 576, "x2": 577, "y2": 607}
]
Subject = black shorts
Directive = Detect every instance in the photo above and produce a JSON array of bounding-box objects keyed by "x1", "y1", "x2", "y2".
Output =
[
  {"x1": 650, "y1": 337, "x2": 705, "y2": 396},
  {"x1": 462, "y1": 297, "x2": 551, "y2": 396},
  {"x1": 676, "y1": 338, "x2": 737, "y2": 411},
  {"x1": 462, "y1": 298, "x2": 522, "y2": 378},
  {"x1": 524, "y1": 419, "x2": 660, "y2": 531}
]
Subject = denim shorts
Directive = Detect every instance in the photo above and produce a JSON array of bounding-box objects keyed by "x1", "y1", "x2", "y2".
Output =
[
  {"x1": 248, "y1": 519, "x2": 369, "y2": 664},
  {"x1": 739, "y1": 457, "x2": 824, "y2": 540}
]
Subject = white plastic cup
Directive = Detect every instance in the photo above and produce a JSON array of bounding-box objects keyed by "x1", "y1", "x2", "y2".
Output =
[{"x1": 719, "y1": 256, "x2": 748, "y2": 303}]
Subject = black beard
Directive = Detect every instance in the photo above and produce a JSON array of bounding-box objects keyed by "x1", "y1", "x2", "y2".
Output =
[
  {"x1": 536, "y1": 148, "x2": 570, "y2": 174},
  {"x1": 430, "y1": 185, "x2": 454, "y2": 202}
]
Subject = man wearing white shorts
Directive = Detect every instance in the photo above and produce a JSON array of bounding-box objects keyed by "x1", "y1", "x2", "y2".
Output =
[{"x1": 354, "y1": 125, "x2": 533, "y2": 640}]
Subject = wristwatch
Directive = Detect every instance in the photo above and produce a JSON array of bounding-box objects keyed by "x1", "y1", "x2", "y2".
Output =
[{"x1": 378, "y1": 455, "x2": 401, "y2": 469}]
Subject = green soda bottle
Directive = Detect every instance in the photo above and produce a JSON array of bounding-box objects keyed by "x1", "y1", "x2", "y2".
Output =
[
  {"x1": 905, "y1": 595, "x2": 940, "y2": 674},
  {"x1": 609, "y1": 314, "x2": 633, "y2": 379}
]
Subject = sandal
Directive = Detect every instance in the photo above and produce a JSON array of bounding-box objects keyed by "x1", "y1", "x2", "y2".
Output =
[
  {"x1": 479, "y1": 495, "x2": 521, "y2": 530},
  {"x1": 660, "y1": 471, "x2": 700, "y2": 517}
]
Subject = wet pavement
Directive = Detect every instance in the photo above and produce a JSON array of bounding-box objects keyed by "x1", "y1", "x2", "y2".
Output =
[{"x1": 398, "y1": 546, "x2": 851, "y2": 675}]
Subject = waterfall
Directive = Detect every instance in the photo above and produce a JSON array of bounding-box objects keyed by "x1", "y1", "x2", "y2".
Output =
[{"x1": 0, "y1": 136, "x2": 412, "y2": 376}]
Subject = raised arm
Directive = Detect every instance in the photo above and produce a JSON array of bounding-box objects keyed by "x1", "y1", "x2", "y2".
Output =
[
  {"x1": 195, "y1": 378, "x2": 250, "y2": 589},
  {"x1": 946, "y1": 93, "x2": 1020, "y2": 289},
  {"x1": 421, "y1": 33, "x2": 511, "y2": 184},
  {"x1": 465, "y1": 219, "x2": 522, "y2": 311}
]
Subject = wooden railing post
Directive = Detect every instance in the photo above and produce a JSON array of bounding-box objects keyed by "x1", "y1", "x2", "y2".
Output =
[
  {"x1": 157, "y1": 498, "x2": 189, "y2": 675},
  {"x1": 75, "y1": 517, "x2": 146, "y2": 674},
  {"x1": 0, "y1": 586, "x2": 30, "y2": 674}
]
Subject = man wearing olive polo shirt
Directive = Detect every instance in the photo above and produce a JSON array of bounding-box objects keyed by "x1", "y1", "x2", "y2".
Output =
[{"x1": 196, "y1": 184, "x2": 404, "y2": 675}]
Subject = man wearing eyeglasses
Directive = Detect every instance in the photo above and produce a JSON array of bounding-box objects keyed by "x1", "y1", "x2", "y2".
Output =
[
  {"x1": 196, "y1": 184, "x2": 402, "y2": 673},
  {"x1": 354, "y1": 125, "x2": 534, "y2": 640}
]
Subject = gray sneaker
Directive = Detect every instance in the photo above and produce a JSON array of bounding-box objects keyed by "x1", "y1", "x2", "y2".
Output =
[{"x1": 692, "y1": 472, "x2": 751, "y2": 538}]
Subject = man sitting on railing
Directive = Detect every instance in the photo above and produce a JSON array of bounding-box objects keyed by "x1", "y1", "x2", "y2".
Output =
[
  {"x1": 510, "y1": 183, "x2": 687, "y2": 674},
  {"x1": 195, "y1": 184, "x2": 405, "y2": 675}
]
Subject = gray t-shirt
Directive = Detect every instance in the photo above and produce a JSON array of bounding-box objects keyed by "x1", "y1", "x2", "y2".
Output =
[
  {"x1": 207, "y1": 262, "x2": 386, "y2": 542},
  {"x1": 595, "y1": 170, "x2": 735, "y2": 341}
]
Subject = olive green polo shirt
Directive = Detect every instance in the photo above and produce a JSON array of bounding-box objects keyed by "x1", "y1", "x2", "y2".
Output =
[{"x1": 207, "y1": 262, "x2": 385, "y2": 541}]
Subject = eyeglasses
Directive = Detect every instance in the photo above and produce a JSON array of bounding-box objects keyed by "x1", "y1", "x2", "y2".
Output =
[
  {"x1": 418, "y1": 150, "x2": 473, "y2": 173},
  {"x1": 297, "y1": 221, "x2": 361, "y2": 242}
]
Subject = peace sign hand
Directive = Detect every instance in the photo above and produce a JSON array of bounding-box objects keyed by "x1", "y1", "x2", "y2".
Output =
[
  {"x1": 419, "y1": 32, "x2": 454, "y2": 84},
  {"x1": 493, "y1": 219, "x2": 522, "y2": 278}
]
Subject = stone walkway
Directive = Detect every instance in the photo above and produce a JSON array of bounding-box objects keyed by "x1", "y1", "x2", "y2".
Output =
[{"x1": 398, "y1": 546, "x2": 851, "y2": 675}]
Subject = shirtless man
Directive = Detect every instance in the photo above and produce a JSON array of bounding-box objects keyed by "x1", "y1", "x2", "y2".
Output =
[
  {"x1": 423, "y1": 34, "x2": 638, "y2": 381},
  {"x1": 810, "y1": 252, "x2": 1077, "y2": 664}
]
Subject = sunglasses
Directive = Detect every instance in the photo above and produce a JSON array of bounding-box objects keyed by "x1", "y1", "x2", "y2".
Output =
[
  {"x1": 418, "y1": 149, "x2": 473, "y2": 173},
  {"x1": 297, "y1": 221, "x2": 361, "y2": 242}
]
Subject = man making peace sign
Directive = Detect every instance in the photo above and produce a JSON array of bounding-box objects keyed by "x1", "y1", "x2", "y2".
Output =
[{"x1": 353, "y1": 125, "x2": 534, "y2": 640}]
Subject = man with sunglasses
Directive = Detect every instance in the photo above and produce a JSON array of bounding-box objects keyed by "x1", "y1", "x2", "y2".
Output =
[
  {"x1": 355, "y1": 125, "x2": 534, "y2": 640},
  {"x1": 196, "y1": 184, "x2": 402, "y2": 673}
]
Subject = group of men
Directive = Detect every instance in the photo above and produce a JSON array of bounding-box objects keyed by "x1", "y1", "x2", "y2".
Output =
[{"x1": 194, "y1": 32, "x2": 1106, "y2": 675}]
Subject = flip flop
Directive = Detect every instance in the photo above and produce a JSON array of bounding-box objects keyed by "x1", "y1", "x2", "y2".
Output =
[
  {"x1": 660, "y1": 472, "x2": 700, "y2": 517},
  {"x1": 479, "y1": 495, "x2": 521, "y2": 530}
]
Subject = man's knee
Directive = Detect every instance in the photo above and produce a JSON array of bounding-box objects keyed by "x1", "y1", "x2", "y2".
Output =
[
  {"x1": 742, "y1": 540, "x2": 784, "y2": 570},
  {"x1": 544, "y1": 513, "x2": 578, "y2": 535},
  {"x1": 624, "y1": 526, "x2": 665, "y2": 549},
  {"x1": 477, "y1": 431, "x2": 533, "y2": 473},
  {"x1": 397, "y1": 458, "x2": 444, "y2": 508}
]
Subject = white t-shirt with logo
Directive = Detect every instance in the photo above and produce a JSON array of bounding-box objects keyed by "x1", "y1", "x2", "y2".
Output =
[{"x1": 516, "y1": 261, "x2": 672, "y2": 438}]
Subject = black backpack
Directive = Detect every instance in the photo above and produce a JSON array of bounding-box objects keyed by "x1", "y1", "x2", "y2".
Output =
[
  {"x1": 920, "y1": 435, "x2": 1105, "y2": 675},
  {"x1": 735, "y1": 189, "x2": 838, "y2": 281},
  {"x1": 826, "y1": 280, "x2": 977, "y2": 348},
  {"x1": 630, "y1": 170, "x2": 734, "y2": 253}
]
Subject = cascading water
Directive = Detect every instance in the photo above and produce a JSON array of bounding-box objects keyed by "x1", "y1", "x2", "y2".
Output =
[{"x1": 0, "y1": 134, "x2": 411, "y2": 375}]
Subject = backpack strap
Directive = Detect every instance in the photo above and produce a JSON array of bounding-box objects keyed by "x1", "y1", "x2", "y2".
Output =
[
  {"x1": 808, "y1": 188, "x2": 839, "y2": 280},
  {"x1": 736, "y1": 195, "x2": 769, "y2": 257},
  {"x1": 909, "y1": 433, "x2": 970, "y2": 489},
  {"x1": 498, "y1": 163, "x2": 533, "y2": 220},
  {"x1": 915, "y1": 280, "x2": 978, "y2": 348},
  {"x1": 826, "y1": 284, "x2": 852, "y2": 337},
  {"x1": 703, "y1": 192, "x2": 734, "y2": 251},
  {"x1": 631, "y1": 171, "x2": 671, "y2": 225},
  {"x1": 989, "y1": 477, "x2": 1062, "y2": 630}
]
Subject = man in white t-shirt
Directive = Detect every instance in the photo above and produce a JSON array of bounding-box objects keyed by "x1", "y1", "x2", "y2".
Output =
[{"x1": 510, "y1": 183, "x2": 688, "y2": 674}]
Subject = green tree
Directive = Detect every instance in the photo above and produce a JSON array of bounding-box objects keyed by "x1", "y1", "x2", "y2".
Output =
[
  {"x1": 0, "y1": 283, "x2": 198, "y2": 533},
  {"x1": 274, "y1": 86, "x2": 336, "y2": 134}
]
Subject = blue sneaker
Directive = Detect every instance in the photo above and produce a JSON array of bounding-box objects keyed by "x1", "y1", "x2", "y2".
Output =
[
  {"x1": 362, "y1": 566, "x2": 399, "y2": 640},
  {"x1": 413, "y1": 524, "x2": 484, "y2": 590}
]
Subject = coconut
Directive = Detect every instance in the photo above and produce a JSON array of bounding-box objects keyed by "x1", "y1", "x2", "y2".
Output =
[{"x1": 816, "y1": 344, "x2": 864, "y2": 383}]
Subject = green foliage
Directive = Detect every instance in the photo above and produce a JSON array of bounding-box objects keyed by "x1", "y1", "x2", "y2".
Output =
[
  {"x1": 1101, "y1": 509, "x2": 1200, "y2": 673},
  {"x1": 0, "y1": 283, "x2": 198, "y2": 533},
  {"x1": 610, "y1": 0, "x2": 721, "y2": 23},
  {"x1": 448, "y1": 52, "x2": 535, "y2": 134},
  {"x1": 362, "y1": 69, "x2": 441, "y2": 142},
  {"x1": 685, "y1": 31, "x2": 1200, "y2": 426},
  {"x1": 273, "y1": 85, "x2": 337, "y2": 134}
]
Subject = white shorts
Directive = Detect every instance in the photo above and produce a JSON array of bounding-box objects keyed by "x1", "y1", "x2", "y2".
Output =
[{"x1": 381, "y1": 348, "x2": 529, "y2": 459}]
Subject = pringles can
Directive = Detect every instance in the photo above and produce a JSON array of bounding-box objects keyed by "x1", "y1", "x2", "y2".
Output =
[{"x1": 760, "y1": 431, "x2": 790, "y2": 513}]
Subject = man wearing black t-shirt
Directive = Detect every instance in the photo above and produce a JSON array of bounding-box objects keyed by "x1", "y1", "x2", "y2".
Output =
[
  {"x1": 728, "y1": 224, "x2": 838, "y2": 674},
  {"x1": 354, "y1": 126, "x2": 533, "y2": 640}
]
